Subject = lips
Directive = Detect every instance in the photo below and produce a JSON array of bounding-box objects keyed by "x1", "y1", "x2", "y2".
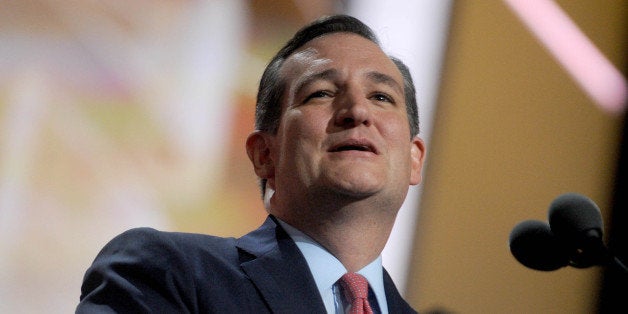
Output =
[{"x1": 328, "y1": 139, "x2": 378, "y2": 154}]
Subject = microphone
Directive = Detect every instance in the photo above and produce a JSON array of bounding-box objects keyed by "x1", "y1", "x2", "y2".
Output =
[
  {"x1": 548, "y1": 193, "x2": 606, "y2": 268},
  {"x1": 509, "y1": 193, "x2": 627, "y2": 272},
  {"x1": 509, "y1": 219, "x2": 570, "y2": 271}
]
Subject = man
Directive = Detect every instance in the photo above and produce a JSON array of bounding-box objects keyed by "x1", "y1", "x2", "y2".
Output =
[{"x1": 77, "y1": 14, "x2": 425, "y2": 313}]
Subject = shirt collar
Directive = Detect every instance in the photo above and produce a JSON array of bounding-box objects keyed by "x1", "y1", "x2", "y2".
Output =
[{"x1": 277, "y1": 218, "x2": 388, "y2": 313}]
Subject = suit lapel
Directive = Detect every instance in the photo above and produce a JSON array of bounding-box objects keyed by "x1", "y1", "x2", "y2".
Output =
[
  {"x1": 383, "y1": 269, "x2": 418, "y2": 314},
  {"x1": 236, "y1": 216, "x2": 326, "y2": 314}
]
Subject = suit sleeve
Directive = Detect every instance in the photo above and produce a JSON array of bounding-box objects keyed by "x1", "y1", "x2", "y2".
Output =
[{"x1": 76, "y1": 228, "x2": 198, "y2": 314}]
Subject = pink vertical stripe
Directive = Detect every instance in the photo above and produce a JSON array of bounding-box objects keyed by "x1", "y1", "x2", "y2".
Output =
[{"x1": 504, "y1": 0, "x2": 627, "y2": 114}]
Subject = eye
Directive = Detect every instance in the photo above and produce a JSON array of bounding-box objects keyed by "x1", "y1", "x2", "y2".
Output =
[
  {"x1": 371, "y1": 92, "x2": 394, "y2": 103},
  {"x1": 304, "y1": 90, "x2": 333, "y2": 103}
]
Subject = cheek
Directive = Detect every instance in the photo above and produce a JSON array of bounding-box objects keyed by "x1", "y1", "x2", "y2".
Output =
[
  {"x1": 379, "y1": 113, "x2": 414, "y2": 167},
  {"x1": 284, "y1": 108, "x2": 329, "y2": 141},
  {"x1": 278, "y1": 109, "x2": 328, "y2": 161},
  {"x1": 379, "y1": 112, "x2": 412, "y2": 143}
]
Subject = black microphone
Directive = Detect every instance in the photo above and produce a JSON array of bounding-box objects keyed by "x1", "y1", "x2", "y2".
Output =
[
  {"x1": 509, "y1": 219, "x2": 570, "y2": 271},
  {"x1": 548, "y1": 193, "x2": 607, "y2": 268},
  {"x1": 509, "y1": 193, "x2": 627, "y2": 272}
]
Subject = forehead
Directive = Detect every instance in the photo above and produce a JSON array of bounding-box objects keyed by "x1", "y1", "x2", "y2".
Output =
[{"x1": 281, "y1": 32, "x2": 402, "y2": 83}]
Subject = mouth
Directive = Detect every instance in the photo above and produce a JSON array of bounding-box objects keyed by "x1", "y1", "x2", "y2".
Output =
[{"x1": 328, "y1": 140, "x2": 378, "y2": 154}]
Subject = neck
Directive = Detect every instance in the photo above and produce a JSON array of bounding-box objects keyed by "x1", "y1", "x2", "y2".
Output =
[{"x1": 272, "y1": 196, "x2": 398, "y2": 272}]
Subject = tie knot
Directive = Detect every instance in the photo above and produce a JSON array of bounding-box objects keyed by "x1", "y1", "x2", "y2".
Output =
[{"x1": 340, "y1": 273, "x2": 369, "y2": 300}]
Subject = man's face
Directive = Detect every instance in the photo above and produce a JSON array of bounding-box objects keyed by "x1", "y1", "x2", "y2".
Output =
[{"x1": 252, "y1": 32, "x2": 425, "y2": 209}]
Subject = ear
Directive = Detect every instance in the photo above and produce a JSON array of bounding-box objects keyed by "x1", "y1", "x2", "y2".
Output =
[
  {"x1": 246, "y1": 131, "x2": 275, "y2": 180},
  {"x1": 409, "y1": 136, "x2": 426, "y2": 185}
]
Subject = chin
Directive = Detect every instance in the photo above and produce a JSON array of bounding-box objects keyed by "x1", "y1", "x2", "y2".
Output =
[{"x1": 328, "y1": 180, "x2": 383, "y2": 199}]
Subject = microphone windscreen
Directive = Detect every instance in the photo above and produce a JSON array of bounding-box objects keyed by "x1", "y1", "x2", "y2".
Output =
[
  {"x1": 509, "y1": 220, "x2": 570, "y2": 271},
  {"x1": 548, "y1": 193, "x2": 603, "y2": 242}
]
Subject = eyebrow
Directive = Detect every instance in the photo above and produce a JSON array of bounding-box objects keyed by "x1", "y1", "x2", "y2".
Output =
[
  {"x1": 293, "y1": 68, "x2": 403, "y2": 98},
  {"x1": 293, "y1": 68, "x2": 339, "y2": 98},
  {"x1": 366, "y1": 71, "x2": 403, "y2": 95}
]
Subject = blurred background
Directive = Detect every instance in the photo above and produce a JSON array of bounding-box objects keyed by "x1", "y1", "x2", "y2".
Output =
[{"x1": 0, "y1": 0, "x2": 626, "y2": 313}]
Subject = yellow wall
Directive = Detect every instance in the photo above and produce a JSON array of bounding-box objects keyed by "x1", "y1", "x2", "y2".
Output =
[{"x1": 408, "y1": 1, "x2": 626, "y2": 313}]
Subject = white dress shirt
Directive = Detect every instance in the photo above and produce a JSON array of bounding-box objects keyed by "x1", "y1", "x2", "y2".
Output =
[{"x1": 277, "y1": 219, "x2": 389, "y2": 314}]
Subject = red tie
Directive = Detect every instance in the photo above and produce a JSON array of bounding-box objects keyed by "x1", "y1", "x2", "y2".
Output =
[{"x1": 339, "y1": 273, "x2": 374, "y2": 314}]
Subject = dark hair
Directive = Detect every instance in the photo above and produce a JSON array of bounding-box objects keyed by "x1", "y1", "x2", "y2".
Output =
[
  {"x1": 254, "y1": 15, "x2": 420, "y2": 195},
  {"x1": 391, "y1": 57, "x2": 420, "y2": 137}
]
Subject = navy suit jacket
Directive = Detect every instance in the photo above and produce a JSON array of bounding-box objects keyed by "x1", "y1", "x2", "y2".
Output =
[{"x1": 77, "y1": 215, "x2": 417, "y2": 313}]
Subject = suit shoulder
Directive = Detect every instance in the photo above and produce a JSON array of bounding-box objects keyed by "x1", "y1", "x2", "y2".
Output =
[
  {"x1": 109, "y1": 226, "x2": 230, "y2": 245},
  {"x1": 79, "y1": 227, "x2": 242, "y2": 312},
  {"x1": 96, "y1": 227, "x2": 237, "y2": 264}
]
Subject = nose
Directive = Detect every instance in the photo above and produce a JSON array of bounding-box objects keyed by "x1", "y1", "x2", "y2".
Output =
[{"x1": 333, "y1": 89, "x2": 372, "y2": 128}]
